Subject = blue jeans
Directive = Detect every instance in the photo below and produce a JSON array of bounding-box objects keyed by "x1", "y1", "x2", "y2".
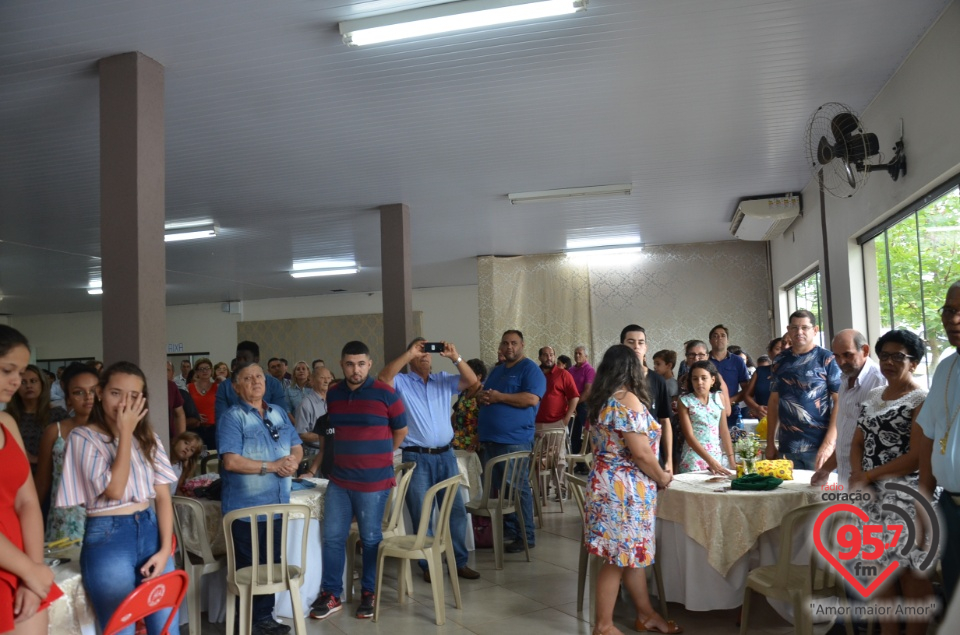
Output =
[
  {"x1": 320, "y1": 482, "x2": 389, "y2": 597},
  {"x1": 481, "y1": 441, "x2": 535, "y2": 545},
  {"x1": 402, "y1": 449, "x2": 469, "y2": 570},
  {"x1": 782, "y1": 451, "x2": 818, "y2": 470},
  {"x1": 80, "y1": 508, "x2": 177, "y2": 635},
  {"x1": 230, "y1": 517, "x2": 283, "y2": 623}
]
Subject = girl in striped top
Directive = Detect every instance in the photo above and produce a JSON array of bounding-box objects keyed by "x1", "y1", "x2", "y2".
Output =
[{"x1": 55, "y1": 361, "x2": 179, "y2": 635}]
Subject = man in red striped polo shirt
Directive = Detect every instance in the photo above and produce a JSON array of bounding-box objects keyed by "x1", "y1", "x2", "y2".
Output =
[{"x1": 310, "y1": 341, "x2": 407, "y2": 621}]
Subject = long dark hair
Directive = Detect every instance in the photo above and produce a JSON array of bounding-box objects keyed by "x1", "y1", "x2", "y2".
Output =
[
  {"x1": 88, "y1": 361, "x2": 159, "y2": 468},
  {"x1": 0, "y1": 325, "x2": 29, "y2": 357},
  {"x1": 7, "y1": 364, "x2": 54, "y2": 427},
  {"x1": 684, "y1": 360, "x2": 722, "y2": 393},
  {"x1": 585, "y1": 345, "x2": 650, "y2": 423}
]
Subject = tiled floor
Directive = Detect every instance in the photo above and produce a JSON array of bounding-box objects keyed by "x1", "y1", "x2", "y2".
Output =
[{"x1": 194, "y1": 500, "x2": 803, "y2": 635}]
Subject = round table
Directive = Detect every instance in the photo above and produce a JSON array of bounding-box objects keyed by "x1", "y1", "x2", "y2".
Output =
[{"x1": 656, "y1": 469, "x2": 830, "y2": 618}]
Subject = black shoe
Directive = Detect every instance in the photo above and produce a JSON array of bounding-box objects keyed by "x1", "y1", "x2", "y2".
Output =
[
  {"x1": 356, "y1": 590, "x2": 375, "y2": 619},
  {"x1": 251, "y1": 619, "x2": 290, "y2": 635},
  {"x1": 422, "y1": 568, "x2": 431, "y2": 583},
  {"x1": 309, "y1": 591, "x2": 343, "y2": 620},
  {"x1": 505, "y1": 539, "x2": 532, "y2": 553}
]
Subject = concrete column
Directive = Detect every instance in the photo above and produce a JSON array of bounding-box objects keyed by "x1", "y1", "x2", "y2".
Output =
[
  {"x1": 99, "y1": 52, "x2": 170, "y2": 447},
  {"x1": 379, "y1": 204, "x2": 414, "y2": 364}
]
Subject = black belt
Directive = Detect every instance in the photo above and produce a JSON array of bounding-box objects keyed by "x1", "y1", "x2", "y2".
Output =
[{"x1": 403, "y1": 444, "x2": 450, "y2": 455}]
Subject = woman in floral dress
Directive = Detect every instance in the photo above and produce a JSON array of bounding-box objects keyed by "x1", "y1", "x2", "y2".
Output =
[
  {"x1": 451, "y1": 359, "x2": 486, "y2": 452},
  {"x1": 584, "y1": 345, "x2": 680, "y2": 635},
  {"x1": 850, "y1": 330, "x2": 932, "y2": 635}
]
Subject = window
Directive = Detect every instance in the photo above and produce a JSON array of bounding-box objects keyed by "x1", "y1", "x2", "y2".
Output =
[
  {"x1": 862, "y1": 181, "x2": 960, "y2": 385},
  {"x1": 784, "y1": 269, "x2": 825, "y2": 347}
]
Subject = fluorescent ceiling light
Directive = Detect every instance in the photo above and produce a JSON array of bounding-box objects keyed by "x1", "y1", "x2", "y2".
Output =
[
  {"x1": 164, "y1": 220, "x2": 218, "y2": 242},
  {"x1": 88, "y1": 279, "x2": 103, "y2": 295},
  {"x1": 566, "y1": 235, "x2": 641, "y2": 250},
  {"x1": 508, "y1": 183, "x2": 632, "y2": 204},
  {"x1": 340, "y1": 0, "x2": 587, "y2": 47},
  {"x1": 290, "y1": 267, "x2": 359, "y2": 279},
  {"x1": 565, "y1": 244, "x2": 643, "y2": 258},
  {"x1": 291, "y1": 259, "x2": 357, "y2": 271}
]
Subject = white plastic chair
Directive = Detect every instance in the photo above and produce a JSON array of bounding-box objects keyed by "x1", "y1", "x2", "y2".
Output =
[
  {"x1": 740, "y1": 501, "x2": 854, "y2": 635},
  {"x1": 222, "y1": 503, "x2": 311, "y2": 635},
  {"x1": 172, "y1": 495, "x2": 227, "y2": 635},
  {"x1": 373, "y1": 475, "x2": 462, "y2": 625},
  {"x1": 464, "y1": 450, "x2": 531, "y2": 569},
  {"x1": 531, "y1": 429, "x2": 567, "y2": 523},
  {"x1": 345, "y1": 461, "x2": 416, "y2": 601}
]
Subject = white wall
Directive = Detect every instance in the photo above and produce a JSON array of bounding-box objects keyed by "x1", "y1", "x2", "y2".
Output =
[
  {"x1": 769, "y1": 1, "x2": 960, "y2": 336},
  {"x1": 12, "y1": 284, "x2": 480, "y2": 365}
]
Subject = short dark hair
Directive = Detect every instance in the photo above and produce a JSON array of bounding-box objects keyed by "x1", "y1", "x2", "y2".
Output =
[
  {"x1": 237, "y1": 340, "x2": 260, "y2": 358},
  {"x1": 407, "y1": 336, "x2": 426, "y2": 349},
  {"x1": 789, "y1": 309, "x2": 817, "y2": 325},
  {"x1": 312, "y1": 358, "x2": 325, "y2": 367},
  {"x1": 727, "y1": 345, "x2": 754, "y2": 368},
  {"x1": 653, "y1": 349, "x2": 677, "y2": 368},
  {"x1": 267, "y1": 357, "x2": 280, "y2": 365},
  {"x1": 557, "y1": 354, "x2": 572, "y2": 367},
  {"x1": 767, "y1": 337, "x2": 782, "y2": 354},
  {"x1": 280, "y1": 358, "x2": 288, "y2": 365},
  {"x1": 619, "y1": 324, "x2": 645, "y2": 343},
  {"x1": 502, "y1": 329, "x2": 524, "y2": 342},
  {"x1": 709, "y1": 324, "x2": 729, "y2": 338},
  {"x1": 341, "y1": 340, "x2": 370, "y2": 358},
  {"x1": 467, "y1": 358, "x2": 487, "y2": 382},
  {"x1": 875, "y1": 329, "x2": 925, "y2": 360}
]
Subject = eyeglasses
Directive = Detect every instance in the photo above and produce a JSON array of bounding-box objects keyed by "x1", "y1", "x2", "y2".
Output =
[
  {"x1": 878, "y1": 352, "x2": 915, "y2": 363},
  {"x1": 196, "y1": 366, "x2": 212, "y2": 372},
  {"x1": 938, "y1": 306, "x2": 960, "y2": 320},
  {"x1": 686, "y1": 352, "x2": 708, "y2": 360},
  {"x1": 787, "y1": 325, "x2": 814, "y2": 332},
  {"x1": 263, "y1": 419, "x2": 280, "y2": 441}
]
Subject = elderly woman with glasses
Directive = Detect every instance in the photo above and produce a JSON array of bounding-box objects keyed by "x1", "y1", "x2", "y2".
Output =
[{"x1": 850, "y1": 329, "x2": 932, "y2": 635}]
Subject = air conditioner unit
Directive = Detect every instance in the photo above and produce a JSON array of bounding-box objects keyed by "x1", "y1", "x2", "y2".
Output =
[{"x1": 730, "y1": 194, "x2": 802, "y2": 241}]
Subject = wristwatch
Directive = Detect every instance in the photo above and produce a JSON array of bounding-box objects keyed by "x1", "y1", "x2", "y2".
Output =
[
  {"x1": 260, "y1": 461, "x2": 267, "y2": 476},
  {"x1": 453, "y1": 355, "x2": 463, "y2": 365}
]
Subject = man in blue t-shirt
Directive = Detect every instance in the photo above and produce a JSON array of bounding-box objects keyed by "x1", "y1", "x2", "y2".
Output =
[
  {"x1": 708, "y1": 324, "x2": 750, "y2": 426},
  {"x1": 477, "y1": 329, "x2": 546, "y2": 551},
  {"x1": 765, "y1": 310, "x2": 842, "y2": 470}
]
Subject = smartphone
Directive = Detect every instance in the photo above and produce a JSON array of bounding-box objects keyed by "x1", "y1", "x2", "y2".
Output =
[{"x1": 421, "y1": 342, "x2": 444, "y2": 353}]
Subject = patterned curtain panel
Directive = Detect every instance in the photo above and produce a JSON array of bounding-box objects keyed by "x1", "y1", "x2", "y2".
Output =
[
  {"x1": 477, "y1": 254, "x2": 592, "y2": 365},
  {"x1": 237, "y1": 312, "x2": 422, "y2": 372},
  {"x1": 477, "y1": 241, "x2": 771, "y2": 367}
]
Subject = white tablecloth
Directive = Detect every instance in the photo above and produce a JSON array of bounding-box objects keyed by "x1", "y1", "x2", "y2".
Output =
[
  {"x1": 655, "y1": 470, "x2": 832, "y2": 620},
  {"x1": 48, "y1": 547, "x2": 95, "y2": 635}
]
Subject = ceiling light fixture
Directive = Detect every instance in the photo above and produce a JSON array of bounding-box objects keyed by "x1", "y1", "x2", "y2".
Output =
[
  {"x1": 88, "y1": 279, "x2": 103, "y2": 295},
  {"x1": 564, "y1": 244, "x2": 643, "y2": 258},
  {"x1": 339, "y1": 0, "x2": 587, "y2": 47},
  {"x1": 164, "y1": 220, "x2": 219, "y2": 242},
  {"x1": 508, "y1": 183, "x2": 632, "y2": 204},
  {"x1": 290, "y1": 267, "x2": 359, "y2": 279}
]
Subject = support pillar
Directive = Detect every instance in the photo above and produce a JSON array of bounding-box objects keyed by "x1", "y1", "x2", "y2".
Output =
[
  {"x1": 99, "y1": 52, "x2": 169, "y2": 446},
  {"x1": 380, "y1": 204, "x2": 414, "y2": 364}
]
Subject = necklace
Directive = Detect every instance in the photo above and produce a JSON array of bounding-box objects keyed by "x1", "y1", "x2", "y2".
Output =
[{"x1": 942, "y1": 355, "x2": 960, "y2": 455}]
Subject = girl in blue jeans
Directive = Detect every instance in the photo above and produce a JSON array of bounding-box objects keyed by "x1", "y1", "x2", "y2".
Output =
[{"x1": 56, "y1": 362, "x2": 179, "y2": 635}]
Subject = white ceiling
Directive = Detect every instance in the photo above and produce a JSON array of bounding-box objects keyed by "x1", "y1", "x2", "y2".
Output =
[{"x1": 0, "y1": 0, "x2": 951, "y2": 315}]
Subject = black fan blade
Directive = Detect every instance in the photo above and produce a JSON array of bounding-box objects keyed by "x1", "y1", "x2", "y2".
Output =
[
  {"x1": 830, "y1": 112, "x2": 860, "y2": 141},
  {"x1": 844, "y1": 133, "x2": 880, "y2": 162},
  {"x1": 817, "y1": 136, "x2": 834, "y2": 165}
]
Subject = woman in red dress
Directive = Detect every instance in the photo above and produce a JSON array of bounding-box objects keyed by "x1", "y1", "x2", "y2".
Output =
[{"x1": 0, "y1": 325, "x2": 61, "y2": 635}]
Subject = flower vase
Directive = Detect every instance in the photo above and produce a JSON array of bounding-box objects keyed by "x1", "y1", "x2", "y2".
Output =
[{"x1": 741, "y1": 458, "x2": 757, "y2": 475}]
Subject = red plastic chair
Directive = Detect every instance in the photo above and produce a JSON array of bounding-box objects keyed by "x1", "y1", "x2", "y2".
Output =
[{"x1": 102, "y1": 570, "x2": 189, "y2": 635}]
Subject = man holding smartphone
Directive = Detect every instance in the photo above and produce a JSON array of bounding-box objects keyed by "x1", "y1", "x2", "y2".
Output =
[{"x1": 378, "y1": 338, "x2": 482, "y2": 581}]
